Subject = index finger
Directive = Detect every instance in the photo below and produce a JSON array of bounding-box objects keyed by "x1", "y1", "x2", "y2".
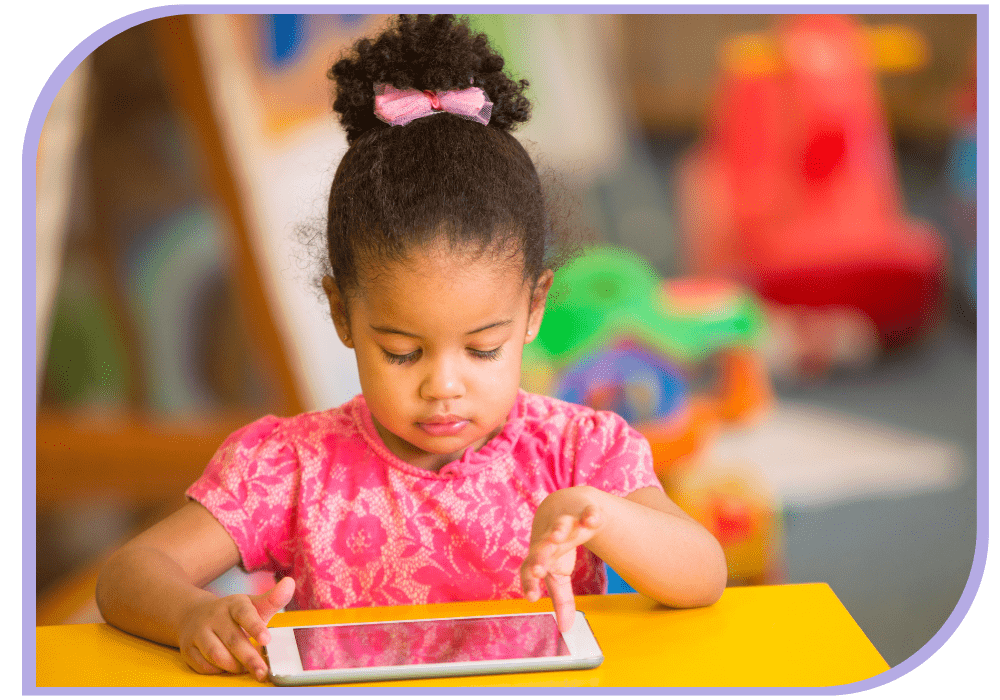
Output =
[
  {"x1": 219, "y1": 629, "x2": 270, "y2": 681},
  {"x1": 546, "y1": 574, "x2": 577, "y2": 634},
  {"x1": 229, "y1": 603, "x2": 272, "y2": 680},
  {"x1": 232, "y1": 599, "x2": 271, "y2": 646}
]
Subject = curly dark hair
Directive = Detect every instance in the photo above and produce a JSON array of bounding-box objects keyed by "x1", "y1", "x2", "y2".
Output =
[{"x1": 324, "y1": 14, "x2": 561, "y2": 298}]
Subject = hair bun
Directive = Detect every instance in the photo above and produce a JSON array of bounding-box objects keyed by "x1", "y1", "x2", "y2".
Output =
[{"x1": 330, "y1": 14, "x2": 531, "y2": 143}]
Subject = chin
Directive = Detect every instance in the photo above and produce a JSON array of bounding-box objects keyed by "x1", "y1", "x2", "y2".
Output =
[{"x1": 414, "y1": 434, "x2": 476, "y2": 455}]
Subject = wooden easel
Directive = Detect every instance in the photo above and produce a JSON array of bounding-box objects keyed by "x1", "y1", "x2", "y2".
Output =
[{"x1": 36, "y1": 15, "x2": 306, "y2": 622}]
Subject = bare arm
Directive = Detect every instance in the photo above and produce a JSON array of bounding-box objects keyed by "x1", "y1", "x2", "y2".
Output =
[
  {"x1": 96, "y1": 502, "x2": 240, "y2": 645},
  {"x1": 585, "y1": 486, "x2": 727, "y2": 607},
  {"x1": 95, "y1": 501, "x2": 294, "y2": 680}
]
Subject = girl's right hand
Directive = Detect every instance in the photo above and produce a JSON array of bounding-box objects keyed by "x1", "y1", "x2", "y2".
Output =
[{"x1": 177, "y1": 576, "x2": 295, "y2": 681}]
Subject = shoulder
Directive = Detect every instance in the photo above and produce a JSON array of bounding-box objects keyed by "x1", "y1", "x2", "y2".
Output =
[
  {"x1": 514, "y1": 391, "x2": 645, "y2": 462},
  {"x1": 516, "y1": 390, "x2": 595, "y2": 424},
  {"x1": 516, "y1": 390, "x2": 632, "y2": 437},
  {"x1": 214, "y1": 396, "x2": 365, "y2": 466},
  {"x1": 190, "y1": 397, "x2": 371, "y2": 507},
  {"x1": 513, "y1": 392, "x2": 655, "y2": 493}
]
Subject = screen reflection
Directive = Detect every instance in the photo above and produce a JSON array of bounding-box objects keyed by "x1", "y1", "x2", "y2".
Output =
[{"x1": 294, "y1": 614, "x2": 570, "y2": 670}]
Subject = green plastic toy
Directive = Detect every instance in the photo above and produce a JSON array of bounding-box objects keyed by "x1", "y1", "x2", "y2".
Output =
[{"x1": 523, "y1": 247, "x2": 766, "y2": 394}]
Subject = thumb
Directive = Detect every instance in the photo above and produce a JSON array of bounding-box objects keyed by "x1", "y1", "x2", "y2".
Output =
[{"x1": 252, "y1": 576, "x2": 296, "y2": 623}]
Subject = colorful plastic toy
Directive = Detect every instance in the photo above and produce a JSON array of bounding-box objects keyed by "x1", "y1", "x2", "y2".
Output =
[
  {"x1": 525, "y1": 247, "x2": 773, "y2": 468},
  {"x1": 637, "y1": 349, "x2": 773, "y2": 483},
  {"x1": 554, "y1": 346, "x2": 687, "y2": 427},
  {"x1": 523, "y1": 247, "x2": 767, "y2": 394},
  {"x1": 524, "y1": 247, "x2": 783, "y2": 586},
  {"x1": 677, "y1": 15, "x2": 947, "y2": 353},
  {"x1": 668, "y1": 460, "x2": 785, "y2": 586}
]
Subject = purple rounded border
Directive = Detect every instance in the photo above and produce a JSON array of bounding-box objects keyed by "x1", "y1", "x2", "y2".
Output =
[{"x1": 23, "y1": 3, "x2": 988, "y2": 696}]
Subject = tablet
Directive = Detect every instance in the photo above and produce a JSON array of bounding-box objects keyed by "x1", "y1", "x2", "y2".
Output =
[{"x1": 264, "y1": 610, "x2": 603, "y2": 685}]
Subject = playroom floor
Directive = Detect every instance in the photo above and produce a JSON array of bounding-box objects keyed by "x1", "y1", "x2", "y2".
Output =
[
  {"x1": 774, "y1": 136, "x2": 978, "y2": 668},
  {"x1": 778, "y1": 314, "x2": 977, "y2": 668}
]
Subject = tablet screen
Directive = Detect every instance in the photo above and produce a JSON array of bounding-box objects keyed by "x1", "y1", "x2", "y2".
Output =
[{"x1": 293, "y1": 614, "x2": 571, "y2": 670}]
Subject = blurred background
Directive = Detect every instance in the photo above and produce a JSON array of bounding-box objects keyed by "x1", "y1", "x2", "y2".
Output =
[{"x1": 34, "y1": 13, "x2": 977, "y2": 669}]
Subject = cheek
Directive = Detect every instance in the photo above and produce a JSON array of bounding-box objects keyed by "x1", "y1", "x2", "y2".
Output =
[
  {"x1": 480, "y1": 349, "x2": 524, "y2": 391},
  {"x1": 355, "y1": 346, "x2": 396, "y2": 390}
]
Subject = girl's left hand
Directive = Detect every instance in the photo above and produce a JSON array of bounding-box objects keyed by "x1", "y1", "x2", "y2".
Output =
[{"x1": 520, "y1": 486, "x2": 605, "y2": 633}]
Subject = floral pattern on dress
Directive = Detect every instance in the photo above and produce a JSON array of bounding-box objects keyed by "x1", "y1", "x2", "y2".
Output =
[{"x1": 187, "y1": 391, "x2": 662, "y2": 612}]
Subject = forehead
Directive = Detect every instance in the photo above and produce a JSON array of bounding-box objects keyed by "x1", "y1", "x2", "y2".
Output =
[{"x1": 353, "y1": 243, "x2": 530, "y2": 329}]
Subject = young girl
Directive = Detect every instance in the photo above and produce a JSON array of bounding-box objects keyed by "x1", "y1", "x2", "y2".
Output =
[{"x1": 96, "y1": 14, "x2": 727, "y2": 683}]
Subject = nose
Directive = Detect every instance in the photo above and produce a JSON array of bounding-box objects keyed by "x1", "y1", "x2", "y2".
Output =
[{"x1": 419, "y1": 353, "x2": 465, "y2": 402}]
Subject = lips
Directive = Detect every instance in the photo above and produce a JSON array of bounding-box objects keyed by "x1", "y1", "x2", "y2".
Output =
[{"x1": 417, "y1": 415, "x2": 470, "y2": 437}]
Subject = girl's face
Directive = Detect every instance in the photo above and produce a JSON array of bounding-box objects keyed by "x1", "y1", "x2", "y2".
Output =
[{"x1": 324, "y1": 241, "x2": 552, "y2": 472}]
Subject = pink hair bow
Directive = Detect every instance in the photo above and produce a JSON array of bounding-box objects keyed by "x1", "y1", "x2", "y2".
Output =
[{"x1": 373, "y1": 83, "x2": 493, "y2": 126}]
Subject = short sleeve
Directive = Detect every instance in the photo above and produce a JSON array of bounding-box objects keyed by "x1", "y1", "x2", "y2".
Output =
[
  {"x1": 567, "y1": 410, "x2": 664, "y2": 497},
  {"x1": 186, "y1": 415, "x2": 300, "y2": 573}
]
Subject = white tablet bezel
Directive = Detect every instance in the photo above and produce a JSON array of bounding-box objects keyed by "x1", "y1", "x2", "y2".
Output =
[{"x1": 265, "y1": 610, "x2": 603, "y2": 686}]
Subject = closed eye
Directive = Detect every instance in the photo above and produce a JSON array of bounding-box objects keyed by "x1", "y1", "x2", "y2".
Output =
[
  {"x1": 381, "y1": 347, "x2": 502, "y2": 364},
  {"x1": 469, "y1": 347, "x2": 503, "y2": 361},
  {"x1": 382, "y1": 348, "x2": 420, "y2": 365}
]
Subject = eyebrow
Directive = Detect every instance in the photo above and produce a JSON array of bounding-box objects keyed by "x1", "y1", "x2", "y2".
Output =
[{"x1": 369, "y1": 319, "x2": 513, "y2": 338}]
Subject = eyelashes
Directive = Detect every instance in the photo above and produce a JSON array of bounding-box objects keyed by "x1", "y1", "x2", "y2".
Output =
[
  {"x1": 382, "y1": 349, "x2": 420, "y2": 365},
  {"x1": 469, "y1": 347, "x2": 503, "y2": 361},
  {"x1": 380, "y1": 347, "x2": 503, "y2": 365}
]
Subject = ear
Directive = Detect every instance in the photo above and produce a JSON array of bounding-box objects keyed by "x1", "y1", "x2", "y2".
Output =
[
  {"x1": 322, "y1": 276, "x2": 354, "y2": 348},
  {"x1": 524, "y1": 269, "x2": 554, "y2": 344}
]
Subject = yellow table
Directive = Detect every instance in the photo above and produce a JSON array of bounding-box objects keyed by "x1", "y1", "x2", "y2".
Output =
[{"x1": 35, "y1": 583, "x2": 888, "y2": 688}]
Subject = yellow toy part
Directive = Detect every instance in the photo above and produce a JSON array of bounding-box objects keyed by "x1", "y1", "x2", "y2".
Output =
[{"x1": 667, "y1": 459, "x2": 785, "y2": 586}]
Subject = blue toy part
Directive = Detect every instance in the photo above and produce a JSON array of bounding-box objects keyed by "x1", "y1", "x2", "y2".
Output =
[
  {"x1": 946, "y1": 128, "x2": 976, "y2": 203},
  {"x1": 555, "y1": 347, "x2": 688, "y2": 426},
  {"x1": 944, "y1": 124, "x2": 977, "y2": 307},
  {"x1": 605, "y1": 564, "x2": 637, "y2": 594}
]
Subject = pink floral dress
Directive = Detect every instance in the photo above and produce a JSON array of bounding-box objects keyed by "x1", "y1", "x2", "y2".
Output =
[{"x1": 187, "y1": 390, "x2": 662, "y2": 611}]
